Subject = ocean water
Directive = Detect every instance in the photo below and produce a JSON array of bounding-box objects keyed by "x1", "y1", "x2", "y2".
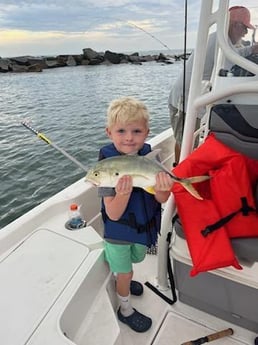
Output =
[{"x1": 0, "y1": 59, "x2": 183, "y2": 228}]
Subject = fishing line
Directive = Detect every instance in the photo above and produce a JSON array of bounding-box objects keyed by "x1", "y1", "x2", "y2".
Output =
[
  {"x1": 126, "y1": 21, "x2": 173, "y2": 53},
  {"x1": 22, "y1": 121, "x2": 88, "y2": 172},
  {"x1": 182, "y1": 0, "x2": 188, "y2": 130}
]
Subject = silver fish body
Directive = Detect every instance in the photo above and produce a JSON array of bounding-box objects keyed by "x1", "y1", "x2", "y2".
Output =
[{"x1": 85, "y1": 154, "x2": 210, "y2": 200}]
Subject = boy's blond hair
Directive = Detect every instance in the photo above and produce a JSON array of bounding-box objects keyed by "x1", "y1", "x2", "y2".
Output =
[{"x1": 106, "y1": 96, "x2": 149, "y2": 128}]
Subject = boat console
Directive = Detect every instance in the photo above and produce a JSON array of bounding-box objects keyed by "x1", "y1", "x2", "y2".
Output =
[{"x1": 159, "y1": 0, "x2": 258, "y2": 334}]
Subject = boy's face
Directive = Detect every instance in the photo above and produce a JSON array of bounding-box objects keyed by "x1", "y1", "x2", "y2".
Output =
[{"x1": 106, "y1": 120, "x2": 149, "y2": 154}]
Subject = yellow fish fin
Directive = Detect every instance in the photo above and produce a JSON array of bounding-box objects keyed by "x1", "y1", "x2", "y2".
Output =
[{"x1": 143, "y1": 186, "x2": 156, "y2": 194}]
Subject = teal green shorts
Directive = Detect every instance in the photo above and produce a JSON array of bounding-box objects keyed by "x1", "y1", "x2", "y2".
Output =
[{"x1": 104, "y1": 242, "x2": 146, "y2": 273}]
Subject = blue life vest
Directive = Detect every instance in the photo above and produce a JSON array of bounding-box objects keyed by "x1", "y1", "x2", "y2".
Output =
[{"x1": 99, "y1": 143, "x2": 161, "y2": 247}]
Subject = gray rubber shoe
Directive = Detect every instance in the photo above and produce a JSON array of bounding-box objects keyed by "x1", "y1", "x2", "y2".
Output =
[{"x1": 117, "y1": 308, "x2": 152, "y2": 332}]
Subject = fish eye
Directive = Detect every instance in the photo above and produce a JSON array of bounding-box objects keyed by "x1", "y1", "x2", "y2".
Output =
[
  {"x1": 115, "y1": 172, "x2": 119, "y2": 176},
  {"x1": 94, "y1": 172, "x2": 99, "y2": 177}
]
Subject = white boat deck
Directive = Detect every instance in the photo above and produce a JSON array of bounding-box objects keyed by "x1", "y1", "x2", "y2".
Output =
[
  {"x1": 127, "y1": 254, "x2": 256, "y2": 345},
  {"x1": 1, "y1": 213, "x2": 256, "y2": 345}
]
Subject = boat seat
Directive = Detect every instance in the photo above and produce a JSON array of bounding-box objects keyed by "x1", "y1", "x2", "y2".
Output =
[
  {"x1": 175, "y1": 103, "x2": 258, "y2": 263},
  {"x1": 209, "y1": 103, "x2": 258, "y2": 160},
  {"x1": 174, "y1": 218, "x2": 258, "y2": 263},
  {"x1": 210, "y1": 104, "x2": 258, "y2": 262}
]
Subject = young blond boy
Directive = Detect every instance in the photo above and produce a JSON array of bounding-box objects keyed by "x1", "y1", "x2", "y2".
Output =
[{"x1": 98, "y1": 96, "x2": 173, "y2": 332}]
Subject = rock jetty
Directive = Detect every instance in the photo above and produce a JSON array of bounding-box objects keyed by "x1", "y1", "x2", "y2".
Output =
[{"x1": 0, "y1": 48, "x2": 189, "y2": 73}]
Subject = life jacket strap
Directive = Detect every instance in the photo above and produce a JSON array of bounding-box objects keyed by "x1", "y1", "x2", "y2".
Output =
[
  {"x1": 101, "y1": 209, "x2": 156, "y2": 233},
  {"x1": 201, "y1": 197, "x2": 256, "y2": 237}
]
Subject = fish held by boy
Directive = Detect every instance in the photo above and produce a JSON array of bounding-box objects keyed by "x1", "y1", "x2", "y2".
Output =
[{"x1": 85, "y1": 151, "x2": 210, "y2": 200}]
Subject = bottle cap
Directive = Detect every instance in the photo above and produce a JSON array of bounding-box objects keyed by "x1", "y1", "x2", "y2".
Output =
[{"x1": 70, "y1": 203, "x2": 78, "y2": 211}]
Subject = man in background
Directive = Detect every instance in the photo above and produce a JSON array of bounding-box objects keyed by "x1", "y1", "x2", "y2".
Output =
[{"x1": 168, "y1": 6, "x2": 258, "y2": 164}]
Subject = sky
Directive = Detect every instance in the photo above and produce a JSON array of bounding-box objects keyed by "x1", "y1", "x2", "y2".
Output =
[{"x1": 0, "y1": 0, "x2": 258, "y2": 58}]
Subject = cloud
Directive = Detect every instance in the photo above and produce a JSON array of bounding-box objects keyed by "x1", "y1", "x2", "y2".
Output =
[{"x1": 0, "y1": 0, "x2": 257, "y2": 57}]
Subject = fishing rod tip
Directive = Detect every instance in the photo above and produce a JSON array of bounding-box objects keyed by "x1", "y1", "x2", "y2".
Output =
[{"x1": 21, "y1": 121, "x2": 38, "y2": 134}]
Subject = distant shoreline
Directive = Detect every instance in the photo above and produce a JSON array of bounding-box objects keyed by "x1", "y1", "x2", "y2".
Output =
[{"x1": 0, "y1": 47, "x2": 191, "y2": 73}]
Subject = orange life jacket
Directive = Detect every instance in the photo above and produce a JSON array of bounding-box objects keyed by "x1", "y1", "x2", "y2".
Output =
[{"x1": 172, "y1": 134, "x2": 258, "y2": 276}]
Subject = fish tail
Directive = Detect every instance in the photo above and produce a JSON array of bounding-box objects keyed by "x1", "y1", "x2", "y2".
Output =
[
  {"x1": 179, "y1": 181, "x2": 203, "y2": 200},
  {"x1": 186, "y1": 175, "x2": 211, "y2": 183},
  {"x1": 179, "y1": 175, "x2": 210, "y2": 199}
]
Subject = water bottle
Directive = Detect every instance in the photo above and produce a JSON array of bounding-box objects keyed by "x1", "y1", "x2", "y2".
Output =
[{"x1": 68, "y1": 203, "x2": 84, "y2": 229}]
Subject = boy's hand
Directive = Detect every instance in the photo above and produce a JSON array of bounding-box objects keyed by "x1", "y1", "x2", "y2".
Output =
[
  {"x1": 154, "y1": 172, "x2": 174, "y2": 192},
  {"x1": 115, "y1": 175, "x2": 133, "y2": 196}
]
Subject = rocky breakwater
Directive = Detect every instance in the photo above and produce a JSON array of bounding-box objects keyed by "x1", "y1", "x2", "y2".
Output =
[{"x1": 0, "y1": 47, "x2": 174, "y2": 73}]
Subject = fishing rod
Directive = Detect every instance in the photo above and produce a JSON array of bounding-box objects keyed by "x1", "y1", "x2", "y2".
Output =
[
  {"x1": 181, "y1": 328, "x2": 234, "y2": 345},
  {"x1": 182, "y1": 0, "x2": 188, "y2": 130},
  {"x1": 22, "y1": 121, "x2": 88, "y2": 172},
  {"x1": 127, "y1": 21, "x2": 173, "y2": 53}
]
